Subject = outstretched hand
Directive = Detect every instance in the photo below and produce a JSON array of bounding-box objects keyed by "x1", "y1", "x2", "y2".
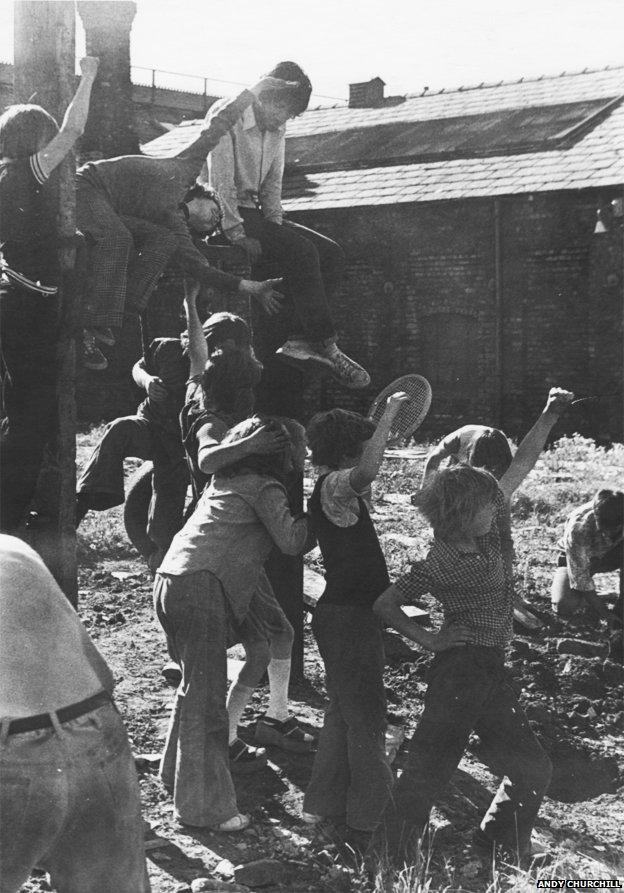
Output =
[
  {"x1": 383, "y1": 391, "x2": 410, "y2": 419},
  {"x1": 79, "y1": 57, "x2": 99, "y2": 80},
  {"x1": 544, "y1": 387, "x2": 575, "y2": 416},
  {"x1": 241, "y1": 278, "x2": 283, "y2": 315}
]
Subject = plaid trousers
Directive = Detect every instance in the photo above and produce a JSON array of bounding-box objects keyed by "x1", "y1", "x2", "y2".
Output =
[{"x1": 77, "y1": 179, "x2": 179, "y2": 328}]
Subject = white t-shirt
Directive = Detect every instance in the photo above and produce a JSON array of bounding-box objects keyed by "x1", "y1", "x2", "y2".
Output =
[
  {"x1": 318, "y1": 467, "x2": 372, "y2": 528},
  {"x1": 0, "y1": 535, "x2": 113, "y2": 718}
]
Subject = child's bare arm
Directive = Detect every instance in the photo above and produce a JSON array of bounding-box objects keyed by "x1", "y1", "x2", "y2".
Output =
[
  {"x1": 498, "y1": 387, "x2": 574, "y2": 500},
  {"x1": 350, "y1": 392, "x2": 409, "y2": 493},
  {"x1": 198, "y1": 421, "x2": 288, "y2": 475},
  {"x1": 421, "y1": 441, "x2": 450, "y2": 487},
  {"x1": 37, "y1": 57, "x2": 98, "y2": 179},
  {"x1": 132, "y1": 356, "x2": 168, "y2": 403},
  {"x1": 183, "y1": 278, "x2": 207, "y2": 379},
  {"x1": 374, "y1": 585, "x2": 473, "y2": 652}
]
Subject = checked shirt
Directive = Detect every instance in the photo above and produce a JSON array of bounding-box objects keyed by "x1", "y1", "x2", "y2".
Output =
[{"x1": 396, "y1": 488, "x2": 513, "y2": 648}]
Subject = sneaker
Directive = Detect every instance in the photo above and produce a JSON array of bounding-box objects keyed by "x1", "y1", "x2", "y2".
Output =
[
  {"x1": 229, "y1": 738, "x2": 267, "y2": 774},
  {"x1": 275, "y1": 339, "x2": 335, "y2": 374},
  {"x1": 82, "y1": 331, "x2": 108, "y2": 371},
  {"x1": 319, "y1": 341, "x2": 370, "y2": 390},
  {"x1": 255, "y1": 715, "x2": 314, "y2": 753},
  {"x1": 87, "y1": 326, "x2": 116, "y2": 347}
]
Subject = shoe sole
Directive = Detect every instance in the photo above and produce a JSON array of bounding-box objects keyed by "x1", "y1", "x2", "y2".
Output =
[
  {"x1": 255, "y1": 723, "x2": 314, "y2": 753},
  {"x1": 274, "y1": 351, "x2": 334, "y2": 376}
]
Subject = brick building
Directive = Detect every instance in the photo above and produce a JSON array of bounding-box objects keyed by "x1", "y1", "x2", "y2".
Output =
[{"x1": 144, "y1": 66, "x2": 624, "y2": 441}]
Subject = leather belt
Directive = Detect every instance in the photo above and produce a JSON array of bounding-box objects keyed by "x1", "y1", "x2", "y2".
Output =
[{"x1": 6, "y1": 690, "x2": 111, "y2": 736}]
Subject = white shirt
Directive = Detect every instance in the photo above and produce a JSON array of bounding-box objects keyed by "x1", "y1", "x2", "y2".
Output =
[
  {"x1": 201, "y1": 101, "x2": 285, "y2": 240},
  {"x1": 0, "y1": 535, "x2": 113, "y2": 718}
]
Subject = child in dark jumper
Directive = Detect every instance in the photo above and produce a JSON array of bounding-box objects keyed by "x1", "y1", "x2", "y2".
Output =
[{"x1": 302, "y1": 394, "x2": 408, "y2": 840}]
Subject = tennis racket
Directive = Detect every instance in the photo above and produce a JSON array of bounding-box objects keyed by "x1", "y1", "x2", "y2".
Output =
[{"x1": 368, "y1": 374, "x2": 432, "y2": 443}]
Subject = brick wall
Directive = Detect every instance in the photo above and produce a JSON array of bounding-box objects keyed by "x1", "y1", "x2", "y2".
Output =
[
  {"x1": 76, "y1": 189, "x2": 623, "y2": 443},
  {"x1": 287, "y1": 189, "x2": 623, "y2": 442}
]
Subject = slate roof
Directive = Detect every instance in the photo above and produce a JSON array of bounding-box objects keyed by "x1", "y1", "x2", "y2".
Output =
[{"x1": 142, "y1": 66, "x2": 624, "y2": 210}]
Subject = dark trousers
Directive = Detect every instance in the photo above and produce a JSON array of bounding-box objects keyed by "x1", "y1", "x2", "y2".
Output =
[
  {"x1": 371, "y1": 646, "x2": 552, "y2": 865},
  {"x1": 304, "y1": 603, "x2": 394, "y2": 831},
  {"x1": 0, "y1": 286, "x2": 58, "y2": 531},
  {"x1": 76, "y1": 416, "x2": 188, "y2": 553},
  {"x1": 240, "y1": 209, "x2": 345, "y2": 342}
]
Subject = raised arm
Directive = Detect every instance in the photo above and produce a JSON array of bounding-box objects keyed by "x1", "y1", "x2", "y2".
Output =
[
  {"x1": 37, "y1": 57, "x2": 98, "y2": 180},
  {"x1": 421, "y1": 441, "x2": 451, "y2": 487},
  {"x1": 498, "y1": 388, "x2": 574, "y2": 500},
  {"x1": 183, "y1": 278, "x2": 207, "y2": 379},
  {"x1": 349, "y1": 392, "x2": 409, "y2": 493}
]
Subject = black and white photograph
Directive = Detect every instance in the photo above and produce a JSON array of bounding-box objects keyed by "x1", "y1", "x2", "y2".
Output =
[{"x1": 0, "y1": 1, "x2": 622, "y2": 890}]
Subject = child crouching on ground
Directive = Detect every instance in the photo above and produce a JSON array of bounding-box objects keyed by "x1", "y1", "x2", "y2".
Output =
[
  {"x1": 302, "y1": 393, "x2": 408, "y2": 845},
  {"x1": 370, "y1": 465, "x2": 552, "y2": 868},
  {"x1": 154, "y1": 415, "x2": 309, "y2": 832}
]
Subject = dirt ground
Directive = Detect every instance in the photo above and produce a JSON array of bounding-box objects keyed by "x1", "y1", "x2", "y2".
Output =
[{"x1": 20, "y1": 436, "x2": 624, "y2": 892}]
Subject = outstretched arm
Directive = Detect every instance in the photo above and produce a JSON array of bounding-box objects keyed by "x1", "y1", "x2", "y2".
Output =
[
  {"x1": 498, "y1": 387, "x2": 574, "y2": 501},
  {"x1": 36, "y1": 57, "x2": 98, "y2": 180},
  {"x1": 183, "y1": 278, "x2": 207, "y2": 378},
  {"x1": 349, "y1": 392, "x2": 409, "y2": 493},
  {"x1": 421, "y1": 441, "x2": 450, "y2": 487}
]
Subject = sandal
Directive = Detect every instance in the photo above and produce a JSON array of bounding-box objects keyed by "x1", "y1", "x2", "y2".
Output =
[
  {"x1": 229, "y1": 737, "x2": 267, "y2": 774},
  {"x1": 255, "y1": 715, "x2": 314, "y2": 753}
]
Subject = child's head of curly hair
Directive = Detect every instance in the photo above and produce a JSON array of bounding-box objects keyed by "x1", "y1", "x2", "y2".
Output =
[
  {"x1": 0, "y1": 104, "x2": 59, "y2": 158},
  {"x1": 413, "y1": 465, "x2": 498, "y2": 539},
  {"x1": 200, "y1": 347, "x2": 262, "y2": 420},
  {"x1": 306, "y1": 409, "x2": 376, "y2": 469}
]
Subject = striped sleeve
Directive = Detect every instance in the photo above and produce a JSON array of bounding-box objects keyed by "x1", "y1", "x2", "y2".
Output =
[{"x1": 29, "y1": 153, "x2": 48, "y2": 185}]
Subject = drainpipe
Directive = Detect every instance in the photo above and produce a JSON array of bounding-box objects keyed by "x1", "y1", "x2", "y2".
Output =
[{"x1": 493, "y1": 198, "x2": 504, "y2": 428}]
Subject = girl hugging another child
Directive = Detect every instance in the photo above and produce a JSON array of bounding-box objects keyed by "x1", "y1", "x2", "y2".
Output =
[{"x1": 153, "y1": 413, "x2": 310, "y2": 831}]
